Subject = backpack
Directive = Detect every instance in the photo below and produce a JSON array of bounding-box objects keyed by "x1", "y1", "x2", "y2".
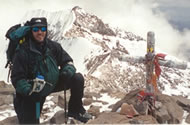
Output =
[{"x1": 5, "y1": 24, "x2": 31, "y2": 82}]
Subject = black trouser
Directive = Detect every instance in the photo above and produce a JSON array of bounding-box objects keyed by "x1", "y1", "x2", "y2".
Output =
[
  {"x1": 54, "y1": 73, "x2": 85, "y2": 114},
  {"x1": 13, "y1": 73, "x2": 85, "y2": 124},
  {"x1": 13, "y1": 93, "x2": 46, "y2": 124}
]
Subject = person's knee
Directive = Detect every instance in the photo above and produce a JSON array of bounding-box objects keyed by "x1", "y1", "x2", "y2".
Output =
[
  {"x1": 73, "y1": 73, "x2": 84, "y2": 84},
  {"x1": 71, "y1": 73, "x2": 84, "y2": 88}
]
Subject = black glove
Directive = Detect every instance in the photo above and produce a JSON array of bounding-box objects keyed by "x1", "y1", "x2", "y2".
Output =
[{"x1": 60, "y1": 64, "x2": 76, "y2": 80}]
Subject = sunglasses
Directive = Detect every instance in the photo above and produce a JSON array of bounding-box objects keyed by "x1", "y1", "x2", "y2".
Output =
[{"x1": 32, "y1": 27, "x2": 47, "y2": 32}]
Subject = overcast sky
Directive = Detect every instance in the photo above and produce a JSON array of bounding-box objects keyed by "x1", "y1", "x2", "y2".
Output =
[{"x1": 0, "y1": 0, "x2": 190, "y2": 60}]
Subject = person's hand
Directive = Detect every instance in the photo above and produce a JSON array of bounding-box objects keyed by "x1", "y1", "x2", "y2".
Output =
[
  {"x1": 61, "y1": 64, "x2": 76, "y2": 80},
  {"x1": 16, "y1": 79, "x2": 32, "y2": 96}
]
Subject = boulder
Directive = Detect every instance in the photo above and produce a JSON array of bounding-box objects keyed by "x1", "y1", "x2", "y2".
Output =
[
  {"x1": 130, "y1": 115, "x2": 158, "y2": 124},
  {"x1": 133, "y1": 100, "x2": 149, "y2": 115},
  {"x1": 112, "y1": 89, "x2": 140, "y2": 112},
  {"x1": 57, "y1": 93, "x2": 70, "y2": 109},
  {"x1": 87, "y1": 105, "x2": 101, "y2": 117},
  {"x1": 49, "y1": 110, "x2": 66, "y2": 124},
  {"x1": 0, "y1": 95, "x2": 13, "y2": 106},
  {"x1": 154, "y1": 105, "x2": 170, "y2": 123},
  {"x1": 83, "y1": 98, "x2": 93, "y2": 106},
  {"x1": 112, "y1": 89, "x2": 185, "y2": 124},
  {"x1": 173, "y1": 95, "x2": 190, "y2": 112},
  {"x1": 0, "y1": 81, "x2": 14, "y2": 95},
  {"x1": 48, "y1": 110, "x2": 81, "y2": 124},
  {"x1": 88, "y1": 112, "x2": 158, "y2": 124},
  {"x1": 185, "y1": 113, "x2": 190, "y2": 124},
  {"x1": 84, "y1": 92, "x2": 102, "y2": 99},
  {"x1": 120, "y1": 103, "x2": 139, "y2": 117},
  {"x1": 0, "y1": 116, "x2": 18, "y2": 125},
  {"x1": 157, "y1": 93, "x2": 184, "y2": 124},
  {"x1": 87, "y1": 112, "x2": 130, "y2": 124}
]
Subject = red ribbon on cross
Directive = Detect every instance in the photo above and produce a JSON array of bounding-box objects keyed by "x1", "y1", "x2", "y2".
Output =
[{"x1": 154, "y1": 53, "x2": 166, "y2": 77}]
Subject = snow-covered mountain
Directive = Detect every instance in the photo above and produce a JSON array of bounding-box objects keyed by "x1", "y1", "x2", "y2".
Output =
[
  {"x1": 1, "y1": 6, "x2": 190, "y2": 96},
  {"x1": 16, "y1": 6, "x2": 190, "y2": 98},
  {"x1": 1, "y1": 6, "x2": 190, "y2": 123}
]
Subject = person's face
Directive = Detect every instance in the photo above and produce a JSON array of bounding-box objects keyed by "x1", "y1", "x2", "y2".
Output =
[{"x1": 32, "y1": 26, "x2": 47, "y2": 42}]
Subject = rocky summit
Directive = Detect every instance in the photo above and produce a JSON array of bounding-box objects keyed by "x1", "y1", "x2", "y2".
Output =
[{"x1": 1, "y1": 6, "x2": 190, "y2": 124}]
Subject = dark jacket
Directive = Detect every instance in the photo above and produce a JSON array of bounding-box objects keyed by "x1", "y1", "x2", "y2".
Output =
[{"x1": 11, "y1": 38, "x2": 73, "y2": 97}]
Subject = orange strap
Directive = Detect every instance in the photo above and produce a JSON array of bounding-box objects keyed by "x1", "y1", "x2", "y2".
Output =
[{"x1": 151, "y1": 74, "x2": 158, "y2": 92}]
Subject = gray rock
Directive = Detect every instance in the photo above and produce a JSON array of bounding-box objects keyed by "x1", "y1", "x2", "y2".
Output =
[
  {"x1": 112, "y1": 89, "x2": 185, "y2": 124},
  {"x1": 173, "y1": 95, "x2": 190, "y2": 112},
  {"x1": 0, "y1": 88, "x2": 14, "y2": 95},
  {"x1": 49, "y1": 110, "x2": 66, "y2": 124},
  {"x1": 88, "y1": 112, "x2": 158, "y2": 124},
  {"x1": 157, "y1": 94, "x2": 184, "y2": 124},
  {"x1": 57, "y1": 93, "x2": 70, "y2": 109},
  {"x1": 83, "y1": 98, "x2": 93, "y2": 106},
  {"x1": 0, "y1": 116, "x2": 18, "y2": 125},
  {"x1": 185, "y1": 113, "x2": 190, "y2": 124},
  {"x1": 133, "y1": 100, "x2": 148, "y2": 115},
  {"x1": 87, "y1": 105, "x2": 101, "y2": 117},
  {"x1": 48, "y1": 110, "x2": 81, "y2": 124},
  {"x1": 112, "y1": 89, "x2": 140, "y2": 112},
  {"x1": 131, "y1": 115, "x2": 158, "y2": 124},
  {"x1": 87, "y1": 112, "x2": 130, "y2": 124},
  {"x1": 120, "y1": 103, "x2": 139, "y2": 117},
  {"x1": 154, "y1": 105, "x2": 170, "y2": 123},
  {"x1": 0, "y1": 95, "x2": 13, "y2": 106},
  {"x1": 84, "y1": 92, "x2": 102, "y2": 99}
]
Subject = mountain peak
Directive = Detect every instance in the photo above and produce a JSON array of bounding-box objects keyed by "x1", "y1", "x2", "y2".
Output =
[{"x1": 72, "y1": 6, "x2": 116, "y2": 36}]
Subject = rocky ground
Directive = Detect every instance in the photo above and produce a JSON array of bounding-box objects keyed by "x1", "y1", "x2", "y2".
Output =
[{"x1": 0, "y1": 81, "x2": 190, "y2": 124}]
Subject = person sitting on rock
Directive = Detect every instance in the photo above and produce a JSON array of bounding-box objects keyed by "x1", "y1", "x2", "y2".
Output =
[{"x1": 11, "y1": 17, "x2": 92, "y2": 124}]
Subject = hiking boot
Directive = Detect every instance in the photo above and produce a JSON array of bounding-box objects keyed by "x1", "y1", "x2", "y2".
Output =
[
  {"x1": 82, "y1": 112, "x2": 93, "y2": 119},
  {"x1": 67, "y1": 112, "x2": 92, "y2": 123},
  {"x1": 79, "y1": 106, "x2": 93, "y2": 119}
]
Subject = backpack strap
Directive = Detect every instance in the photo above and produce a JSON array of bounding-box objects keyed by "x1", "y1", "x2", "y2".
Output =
[{"x1": 7, "y1": 63, "x2": 13, "y2": 82}]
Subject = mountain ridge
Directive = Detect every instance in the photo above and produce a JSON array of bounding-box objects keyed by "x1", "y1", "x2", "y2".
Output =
[{"x1": 1, "y1": 5, "x2": 190, "y2": 97}]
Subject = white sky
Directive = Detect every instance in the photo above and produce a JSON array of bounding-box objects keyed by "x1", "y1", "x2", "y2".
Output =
[
  {"x1": 0, "y1": 0, "x2": 189, "y2": 81},
  {"x1": 0, "y1": 0, "x2": 190, "y2": 59}
]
